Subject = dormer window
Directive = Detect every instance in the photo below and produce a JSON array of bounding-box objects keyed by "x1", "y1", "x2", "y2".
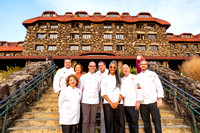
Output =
[
  {"x1": 182, "y1": 34, "x2": 191, "y2": 38},
  {"x1": 107, "y1": 13, "x2": 119, "y2": 17},
  {"x1": 75, "y1": 12, "x2": 88, "y2": 17},
  {"x1": 139, "y1": 14, "x2": 150, "y2": 18},
  {"x1": 93, "y1": 13, "x2": 101, "y2": 16},
  {"x1": 65, "y1": 12, "x2": 73, "y2": 16},
  {"x1": 167, "y1": 34, "x2": 172, "y2": 38},
  {"x1": 44, "y1": 13, "x2": 55, "y2": 17},
  {"x1": 18, "y1": 42, "x2": 24, "y2": 46},
  {"x1": 0, "y1": 42, "x2": 7, "y2": 46},
  {"x1": 122, "y1": 13, "x2": 130, "y2": 16}
]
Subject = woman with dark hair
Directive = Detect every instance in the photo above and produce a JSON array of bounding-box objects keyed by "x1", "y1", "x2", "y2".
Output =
[{"x1": 101, "y1": 60, "x2": 125, "y2": 133}]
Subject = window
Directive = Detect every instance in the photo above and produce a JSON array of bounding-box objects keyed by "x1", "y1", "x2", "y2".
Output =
[
  {"x1": 137, "y1": 34, "x2": 145, "y2": 40},
  {"x1": 116, "y1": 34, "x2": 124, "y2": 39},
  {"x1": 107, "y1": 13, "x2": 119, "y2": 17},
  {"x1": 196, "y1": 53, "x2": 200, "y2": 57},
  {"x1": 104, "y1": 23, "x2": 112, "y2": 29},
  {"x1": 185, "y1": 53, "x2": 190, "y2": 57},
  {"x1": 83, "y1": 34, "x2": 91, "y2": 39},
  {"x1": 82, "y1": 45, "x2": 91, "y2": 51},
  {"x1": 116, "y1": 23, "x2": 123, "y2": 29},
  {"x1": 139, "y1": 14, "x2": 150, "y2": 18},
  {"x1": 37, "y1": 33, "x2": 45, "y2": 39},
  {"x1": 48, "y1": 45, "x2": 57, "y2": 50},
  {"x1": 76, "y1": 13, "x2": 87, "y2": 17},
  {"x1": 136, "y1": 24, "x2": 144, "y2": 29},
  {"x1": 1, "y1": 42, "x2": 7, "y2": 46},
  {"x1": 104, "y1": 45, "x2": 112, "y2": 51},
  {"x1": 4, "y1": 53, "x2": 9, "y2": 56},
  {"x1": 122, "y1": 13, "x2": 129, "y2": 16},
  {"x1": 35, "y1": 45, "x2": 44, "y2": 50},
  {"x1": 39, "y1": 23, "x2": 47, "y2": 28},
  {"x1": 171, "y1": 44, "x2": 175, "y2": 47},
  {"x1": 194, "y1": 44, "x2": 198, "y2": 48},
  {"x1": 49, "y1": 33, "x2": 58, "y2": 39},
  {"x1": 94, "y1": 13, "x2": 101, "y2": 16},
  {"x1": 173, "y1": 53, "x2": 177, "y2": 57},
  {"x1": 50, "y1": 24, "x2": 58, "y2": 29},
  {"x1": 70, "y1": 45, "x2": 79, "y2": 50},
  {"x1": 148, "y1": 34, "x2": 156, "y2": 39},
  {"x1": 83, "y1": 23, "x2": 91, "y2": 28},
  {"x1": 44, "y1": 13, "x2": 55, "y2": 17},
  {"x1": 183, "y1": 34, "x2": 191, "y2": 38},
  {"x1": 167, "y1": 34, "x2": 172, "y2": 38},
  {"x1": 183, "y1": 44, "x2": 188, "y2": 49},
  {"x1": 71, "y1": 33, "x2": 79, "y2": 39},
  {"x1": 72, "y1": 23, "x2": 79, "y2": 28},
  {"x1": 150, "y1": 45, "x2": 158, "y2": 51},
  {"x1": 116, "y1": 45, "x2": 125, "y2": 51},
  {"x1": 18, "y1": 42, "x2": 24, "y2": 46},
  {"x1": 147, "y1": 24, "x2": 155, "y2": 29},
  {"x1": 104, "y1": 34, "x2": 112, "y2": 39},
  {"x1": 138, "y1": 45, "x2": 146, "y2": 51}
]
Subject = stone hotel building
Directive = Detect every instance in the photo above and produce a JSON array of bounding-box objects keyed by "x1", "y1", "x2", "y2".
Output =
[{"x1": 0, "y1": 11, "x2": 200, "y2": 69}]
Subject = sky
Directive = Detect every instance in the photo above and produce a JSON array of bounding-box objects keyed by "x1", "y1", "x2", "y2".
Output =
[{"x1": 0, "y1": 0, "x2": 200, "y2": 42}]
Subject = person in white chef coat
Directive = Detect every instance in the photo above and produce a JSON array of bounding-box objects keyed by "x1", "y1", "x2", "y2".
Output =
[
  {"x1": 101, "y1": 60, "x2": 125, "y2": 133},
  {"x1": 137, "y1": 60, "x2": 164, "y2": 133},
  {"x1": 53, "y1": 58, "x2": 75, "y2": 95},
  {"x1": 79, "y1": 61, "x2": 100, "y2": 133},
  {"x1": 58, "y1": 74, "x2": 81, "y2": 133},
  {"x1": 121, "y1": 64, "x2": 143, "y2": 133}
]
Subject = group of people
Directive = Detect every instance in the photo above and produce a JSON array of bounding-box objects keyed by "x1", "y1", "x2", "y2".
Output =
[{"x1": 53, "y1": 57, "x2": 164, "y2": 133}]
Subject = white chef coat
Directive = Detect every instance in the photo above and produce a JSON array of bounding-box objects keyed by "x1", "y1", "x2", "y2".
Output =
[
  {"x1": 121, "y1": 73, "x2": 143, "y2": 106},
  {"x1": 96, "y1": 69, "x2": 109, "y2": 82},
  {"x1": 79, "y1": 72, "x2": 100, "y2": 104},
  {"x1": 137, "y1": 69, "x2": 164, "y2": 104},
  {"x1": 53, "y1": 67, "x2": 75, "y2": 93},
  {"x1": 58, "y1": 86, "x2": 81, "y2": 125},
  {"x1": 101, "y1": 74, "x2": 124, "y2": 104}
]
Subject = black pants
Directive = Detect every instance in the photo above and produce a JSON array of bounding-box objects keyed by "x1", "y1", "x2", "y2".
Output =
[
  {"x1": 103, "y1": 104, "x2": 125, "y2": 133},
  {"x1": 124, "y1": 106, "x2": 139, "y2": 133},
  {"x1": 140, "y1": 102, "x2": 162, "y2": 133},
  {"x1": 61, "y1": 124, "x2": 77, "y2": 133}
]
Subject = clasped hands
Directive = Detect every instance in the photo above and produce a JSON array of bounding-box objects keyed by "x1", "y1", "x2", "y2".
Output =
[{"x1": 110, "y1": 101, "x2": 119, "y2": 109}]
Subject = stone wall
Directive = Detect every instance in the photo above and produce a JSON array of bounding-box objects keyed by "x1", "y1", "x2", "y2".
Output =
[
  {"x1": 0, "y1": 61, "x2": 53, "y2": 130},
  {"x1": 22, "y1": 21, "x2": 170, "y2": 56},
  {"x1": 148, "y1": 61, "x2": 200, "y2": 128}
]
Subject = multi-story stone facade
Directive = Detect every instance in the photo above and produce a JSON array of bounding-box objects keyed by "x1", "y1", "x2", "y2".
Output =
[{"x1": 21, "y1": 11, "x2": 172, "y2": 56}]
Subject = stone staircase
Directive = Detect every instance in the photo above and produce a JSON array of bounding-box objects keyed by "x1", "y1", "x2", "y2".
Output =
[{"x1": 7, "y1": 87, "x2": 193, "y2": 133}]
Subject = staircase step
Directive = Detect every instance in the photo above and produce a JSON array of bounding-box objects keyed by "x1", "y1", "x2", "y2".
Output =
[
  {"x1": 22, "y1": 112, "x2": 59, "y2": 119},
  {"x1": 34, "y1": 101, "x2": 58, "y2": 106},
  {"x1": 39, "y1": 96, "x2": 58, "y2": 102},
  {"x1": 7, "y1": 125, "x2": 192, "y2": 133},
  {"x1": 29, "y1": 106, "x2": 58, "y2": 112}
]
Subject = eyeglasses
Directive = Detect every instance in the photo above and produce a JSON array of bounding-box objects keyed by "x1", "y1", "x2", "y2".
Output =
[
  {"x1": 89, "y1": 65, "x2": 96, "y2": 67},
  {"x1": 109, "y1": 66, "x2": 116, "y2": 69}
]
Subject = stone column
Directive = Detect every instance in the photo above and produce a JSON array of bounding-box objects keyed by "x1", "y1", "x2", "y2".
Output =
[
  {"x1": 162, "y1": 61, "x2": 169, "y2": 68},
  {"x1": 118, "y1": 60, "x2": 123, "y2": 73}
]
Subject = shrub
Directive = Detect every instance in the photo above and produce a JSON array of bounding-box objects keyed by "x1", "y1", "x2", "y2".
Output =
[
  {"x1": 180, "y1": 58, "x2": 200, "y2": 82},
  {"x1": 120, "y1": 65, "x2": 137, "y2": 77},
  {"x1": 0, "y1": 65, "x2": 21, "y2": 82}
]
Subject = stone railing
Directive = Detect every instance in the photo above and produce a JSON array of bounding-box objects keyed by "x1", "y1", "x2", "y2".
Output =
[
  {"x1": 0, "y1": 61, "x2": 53, "y2": 130},
  {"x1": 148, "y1": 61, "x2": 200, "y2": 128}
]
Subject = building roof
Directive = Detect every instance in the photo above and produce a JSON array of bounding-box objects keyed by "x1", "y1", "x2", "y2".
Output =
[
  {"x1": 23, "y1": 11, "x2": 171, "y2": 28},
  {"x1": 0, "y1": 41, "x2": 23, "y2": 51},
  {"x1": 167, "y1": 33, "x2": 200, "y2": 42}
]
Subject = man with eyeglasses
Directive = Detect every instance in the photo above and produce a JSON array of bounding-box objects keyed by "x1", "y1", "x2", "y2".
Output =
[
  {"x1": 53, "y1": 58, "x2": 75, "y2": 95},
  {"x1": 79, "y1": 61, "x2": 100, "y2": 133},
  {"x1": 137, "y1": 60, "x2": 164, "y2": 133}
]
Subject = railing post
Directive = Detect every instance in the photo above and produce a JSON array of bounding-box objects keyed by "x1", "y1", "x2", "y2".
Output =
[
  {"x1": 37, "y1": 80, "x2": 42, "y2": 101},
  {"x1": 2, "y1": 99, "x2": 10, "y2": 133},
  {"x1": 188, "y1": 98, "x2": 198, "y2": 133}
]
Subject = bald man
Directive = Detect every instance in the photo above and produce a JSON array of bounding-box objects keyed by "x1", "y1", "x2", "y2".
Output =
[{"x1": 121, "y1": 64, "x2": 143, "y2": 133}]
